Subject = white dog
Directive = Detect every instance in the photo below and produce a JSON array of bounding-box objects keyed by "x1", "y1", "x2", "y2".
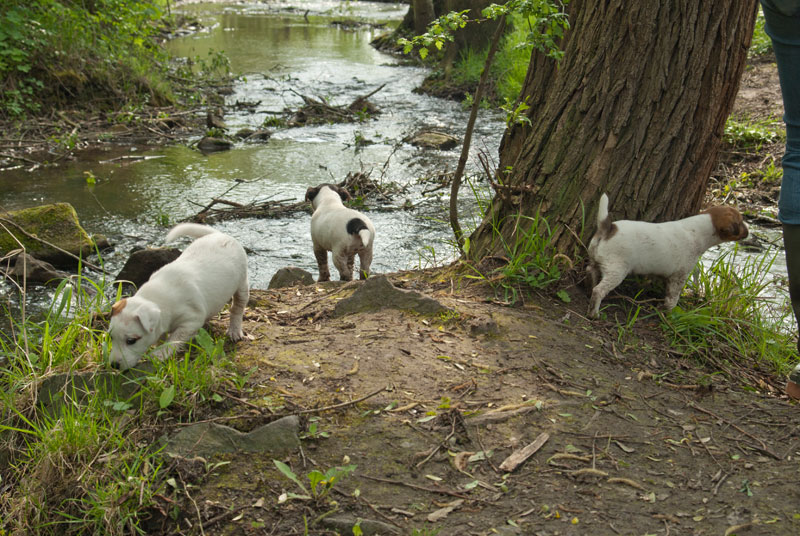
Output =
[
  {"x1": 587, "y1": 193, "x2": 748, "y2": 318},
  {"x1": 305, "y1": 183, "x2": 375, "y2": 281},
  {"x1": 108, "y1": 223, "x2": 249, "y2": 370}
]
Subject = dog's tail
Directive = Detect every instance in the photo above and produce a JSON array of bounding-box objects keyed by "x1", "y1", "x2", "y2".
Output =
[
  {"x1": 595, "y1": 193, "x2": 614, "y2": 239},
  {"x1": 165, "y1": 223, "x2": 219, "y2": 243},
  {"x1": 346, "y1": 218, "x2": 372, "y2": 248}
]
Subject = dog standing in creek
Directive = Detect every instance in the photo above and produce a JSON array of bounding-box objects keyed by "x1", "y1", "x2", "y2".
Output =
[
  {"x1": 586, "y1": 193, "x2": 749, "y2": 318},
  {"x1": 306, "y1": 183, "x2": 376, "y2": 281},
  {"x1": 108, "y1": 223, "x2": 249, "y2": 371}
]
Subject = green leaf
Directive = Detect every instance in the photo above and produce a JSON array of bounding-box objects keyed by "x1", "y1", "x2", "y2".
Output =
[
  {"x1": 419, "y1": 47, "x2": 428, "y2": 60},
  {"x1": 159, "y1": 385, "x2": 175, "y2": 409},
  {"x1": 273, "y1": 460, "x2": 308, "y2": 493}
]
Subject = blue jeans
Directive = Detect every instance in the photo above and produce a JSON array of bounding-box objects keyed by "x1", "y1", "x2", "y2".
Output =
[
  {"x1": 761, "y1": 1, "x2": 800, "y2": 222},
  {"x1": 763, "y1": 1, "x2": 800, "y2": 348}
]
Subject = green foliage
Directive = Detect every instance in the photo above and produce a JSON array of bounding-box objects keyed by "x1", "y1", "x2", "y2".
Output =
[
  {"x1": 737, "y1": 157, "x2": 783, "y2": 188},
  {"x1": 661, "y1": 248, "x2": 795, "y2": 375},
  {"x1": 723, "y1": 117, "x2": 785, "y2": 150},
  {"x1": 398, "y1": 10, "x2": 471, "y2": 60},
  {"x1": 0, "y1": 0, "x2": 176, "y2": 118},
  {"x1": 500, "y1": 96, "x2": 532, "y2": 126},
  {"x1": 749, "y1": 9, "x2": 772, "y2": 57},
  {"x1": 467, "y1": 209, "x2": 566, "y2": 303},
  {"x1": 274, "y1": 459, "x2": 357, "y2": 503},
  {"x1": 398, "y1": 0, "x2": 569, "y2": 65}
]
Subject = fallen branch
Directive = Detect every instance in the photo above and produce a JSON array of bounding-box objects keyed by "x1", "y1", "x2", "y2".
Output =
[
  {"x1": 689, "y1": 402, "x2": 781, "y2": 460},
  {"x1": 290, "y1": 385, "x2": 387, "y2": 415},
  {"x1": 360, "y1": 474, "x2": 472, "y2": 500}
]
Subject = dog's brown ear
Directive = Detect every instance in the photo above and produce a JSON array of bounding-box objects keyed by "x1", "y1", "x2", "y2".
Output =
[
  {"x1": 706, "y1": 206, "x2": 748, "y2": 241},
  {"x1": 721, "y1": 222, "x2": 749, "y2": 241},
  {"x1": 305, "y1": 186, "x2": 320, "y2": 202},
  {"x1": 336, "y1": 186, "x2": 352, "y2": 202},
  {"x1": 111, "y1": 299, "x2": 127, "y2": 317}
]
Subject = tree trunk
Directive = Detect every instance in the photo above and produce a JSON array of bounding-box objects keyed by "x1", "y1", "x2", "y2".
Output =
[
  {"x1": 467, "y1": 0, "x2": 758, "y2": 261},
  {"x1": 413, "y1": 0, "x2": 437, "y2": 35}
]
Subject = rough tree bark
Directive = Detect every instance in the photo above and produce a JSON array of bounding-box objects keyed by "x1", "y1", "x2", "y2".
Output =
[
  {"x1": 467, "y1": 0, "x2": 758, "y2": 261},
  {"x1": 412, "y1": 0, "x2": 436, "y2": 35}
]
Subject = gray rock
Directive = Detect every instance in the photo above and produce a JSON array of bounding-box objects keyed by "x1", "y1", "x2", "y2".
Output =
[
  {"x1": 234, "y1": 128, "x2": 255, "y2": 139},
  {"x1": 404, "y1": 129, "x2": 459, "y2": 150},
  {"x1": 164, "y1": 416, "x2": 300, "y2": 458},
  {"x1": 197, "y1": 136, "x2": 233, "y2": 153},
  {"x1": 236, "y1": 128, "x2": 272, "y2": 142},
  {"x1": 322, "y1": 516, "x2": 401, "y2": 535},
  {"x1": 2, "y1": 252, "x2": 70, "y2": 286},
  {"x1": 0, "y1": 203, "x2": 99, "y2": 267},
  {"x1": 268, "y1": 266, "x2": 315, "y2": 289},
  {"x1": 333, "y1": 274, "x2": 448, "y2": 317},
  {"x1": 115, "y1": 247, "x2": 181, "y2": 295}
]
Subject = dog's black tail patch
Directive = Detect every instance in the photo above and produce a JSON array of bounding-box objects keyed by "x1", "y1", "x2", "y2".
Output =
[{"x1": 347, "y1": 217, "x2": 368, "y2": 235}]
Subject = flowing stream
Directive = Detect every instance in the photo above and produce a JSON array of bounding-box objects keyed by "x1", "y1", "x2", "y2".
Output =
[{"x1": 0, "y1": 0, "x2": 502, "y2": 298}]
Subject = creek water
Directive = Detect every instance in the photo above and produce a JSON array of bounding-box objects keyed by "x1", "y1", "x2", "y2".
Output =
[{"x1": 0, "y1": 0, "x2": 502, "y2": 301}]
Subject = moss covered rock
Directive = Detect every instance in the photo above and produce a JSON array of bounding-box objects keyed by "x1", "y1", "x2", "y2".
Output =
[{"x1": 0, "y1": 203, "x2": 97, "y2": 267}]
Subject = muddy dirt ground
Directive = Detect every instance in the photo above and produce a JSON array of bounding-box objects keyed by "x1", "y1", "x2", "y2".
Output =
[{"x1": 178, "y1": 264, "x2": 797, "y2": 536}]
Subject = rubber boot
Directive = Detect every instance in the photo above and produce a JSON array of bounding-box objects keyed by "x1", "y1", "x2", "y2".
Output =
[{"x1": 783, "y1": 224, "x2": 800, "y2": 398}]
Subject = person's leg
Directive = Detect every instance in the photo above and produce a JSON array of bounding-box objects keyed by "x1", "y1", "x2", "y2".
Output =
[
  {"x1": 783, "y1": 224, "x2": 800, "y2": 352},
  {"x1": 762, "y1": 3, "x2": 800, "y2": 359}
]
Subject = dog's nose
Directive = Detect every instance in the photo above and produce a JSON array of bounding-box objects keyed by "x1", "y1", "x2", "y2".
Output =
[{"x1": 110, "y1": 361, "x2": 121, "y2": 370}]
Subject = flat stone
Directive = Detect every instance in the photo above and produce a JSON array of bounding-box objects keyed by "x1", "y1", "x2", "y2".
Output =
[
  {"x1": 164, "y1": 416, "x2": 300, "y2": 458},
  {"x1": 0, "y1": 203, "x2": 98, "y2": 267},
  {"x1": 332, "y1": 274, "x2": 448, "y2": 317},
  {"x1": 236, "y1": 128, "x2": 272, "y2": 142},
  {"x1": 268, "y1": 266, "x2": 315, "y2": 289},
  {"x1": 404, "y1": 129, "x2": 459, "y2": 150},
  {"x1": 197, "y1": 136, "x2": 233, "y2": 153},
  {"x1": 2, "y1": 252, "x2": 70, "y2": 286},
  {"x1": 322, "y1": 516, "x2": 401, "y2": 535},
  {"x1": 115, "y1": 246, "x2": 181, "y2": 295}
]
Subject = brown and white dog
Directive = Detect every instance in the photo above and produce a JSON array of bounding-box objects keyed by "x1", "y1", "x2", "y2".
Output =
[
  {"x1": 586, "y1": 193, "x2": 748, "y2": 318},
  {"x1": 108, "y1": 223, "x2": 249, "y2": 370},
  {"x1": 305, "y1": 183, "x2": 375, "y2": 281}
]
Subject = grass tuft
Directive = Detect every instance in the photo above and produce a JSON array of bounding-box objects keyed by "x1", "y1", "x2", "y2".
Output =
[
  {"x1": 0, "y1": 274, "x2": 251, "y2": 534},
  {"x1": 662, "y1": 247, "x2": 795, "y2": 378}
]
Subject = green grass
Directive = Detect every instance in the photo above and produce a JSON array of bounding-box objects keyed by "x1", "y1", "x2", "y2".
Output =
[
  {"x1": 0, "y1": 275, "x2": 250, "y2": 534},
  {"x1": 723, "y1": 116, "x2": 785, "y2": 150},
  {"x1": 663, "y1": 248, "x2": 795, "y2": 376},
  {"x1": 749, "y1": 9, "x2": 772, "y2": 58},
  {"x1": 464, "y1": 207, "x2": 568, "y2": 304}
]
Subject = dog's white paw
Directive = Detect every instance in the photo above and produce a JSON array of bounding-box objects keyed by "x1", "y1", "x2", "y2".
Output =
[{"x1": 227, "y1": 328, "x2": 248, "y2": 342}]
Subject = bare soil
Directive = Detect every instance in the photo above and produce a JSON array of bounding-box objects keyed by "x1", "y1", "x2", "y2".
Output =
[{"x1": 164, "y1": 253, "x2": 798, "y2": 536}]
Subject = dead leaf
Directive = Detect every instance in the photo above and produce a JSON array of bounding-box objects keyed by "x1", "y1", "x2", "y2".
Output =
[
  {"x1": 452, "y1": 451, "x2": 474, "y2": 472},
  {"x1": 427, "y1": 499, "x2": 464, "y2": 522},
  {"x1": 614, "y1": 440, "x2": 635, "y2": 453}
]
